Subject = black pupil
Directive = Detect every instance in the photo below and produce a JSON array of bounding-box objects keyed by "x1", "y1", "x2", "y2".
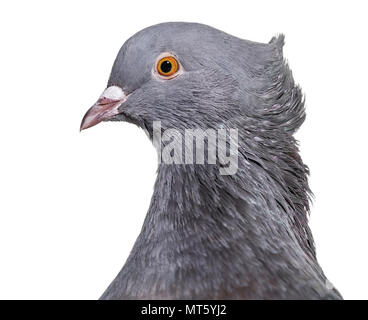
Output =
[{"x1": 161, "y1": 60, "x2": 172, "y2": 73}]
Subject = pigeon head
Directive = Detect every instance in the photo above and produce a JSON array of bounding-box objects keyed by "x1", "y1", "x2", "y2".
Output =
[{"x1": 81, "y1": 22, "x2": 298, "y2": 136}]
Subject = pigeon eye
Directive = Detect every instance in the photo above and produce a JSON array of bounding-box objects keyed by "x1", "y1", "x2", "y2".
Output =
[{"x1": 156, "y1": 56, "x2": 179, "y2": 78}]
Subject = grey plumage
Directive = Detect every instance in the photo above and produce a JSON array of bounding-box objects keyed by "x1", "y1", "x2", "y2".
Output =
[{"x1": 82, "y1": 22, "x2": 342, "y2": 299}]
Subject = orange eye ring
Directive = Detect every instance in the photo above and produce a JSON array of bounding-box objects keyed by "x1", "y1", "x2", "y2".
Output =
[{"x1": 157, "y1": 56, "x2": 179, "y2": 77}]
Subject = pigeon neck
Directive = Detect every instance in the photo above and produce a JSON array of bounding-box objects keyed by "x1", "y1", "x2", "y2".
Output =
[
  {"x1": 145, "y1": 134, "x2": 312, "y2": 255},
  {"x1": 118, "y1": 150, "x2": 315, "y2": 294}
]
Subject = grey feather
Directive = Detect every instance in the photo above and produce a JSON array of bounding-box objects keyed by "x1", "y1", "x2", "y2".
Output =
[{"x1": 95, "y1": 22, "x2": 342, "y2": 299}]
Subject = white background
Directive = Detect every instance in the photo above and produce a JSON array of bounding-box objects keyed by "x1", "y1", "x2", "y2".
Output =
[{"x1": 0, "y1": 0, "x2": 367, "y2": 299}]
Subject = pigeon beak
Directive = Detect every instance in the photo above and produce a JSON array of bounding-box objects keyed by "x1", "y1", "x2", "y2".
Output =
[{"x1": 80, "y1": 86, "x2": 127, "y2": 131}]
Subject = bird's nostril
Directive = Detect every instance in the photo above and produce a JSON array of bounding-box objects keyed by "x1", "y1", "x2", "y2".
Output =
[
  {"x1": 101, "y1": 85, "x2": 125, "y2": 100},
  {"x1": 98, "y1": 97, "x2": 119, "y2": 105}
]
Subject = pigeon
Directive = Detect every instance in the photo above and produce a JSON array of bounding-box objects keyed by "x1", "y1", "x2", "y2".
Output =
[{"x1": 80, "y1": 22, "x2": 342, "y2": 300}]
